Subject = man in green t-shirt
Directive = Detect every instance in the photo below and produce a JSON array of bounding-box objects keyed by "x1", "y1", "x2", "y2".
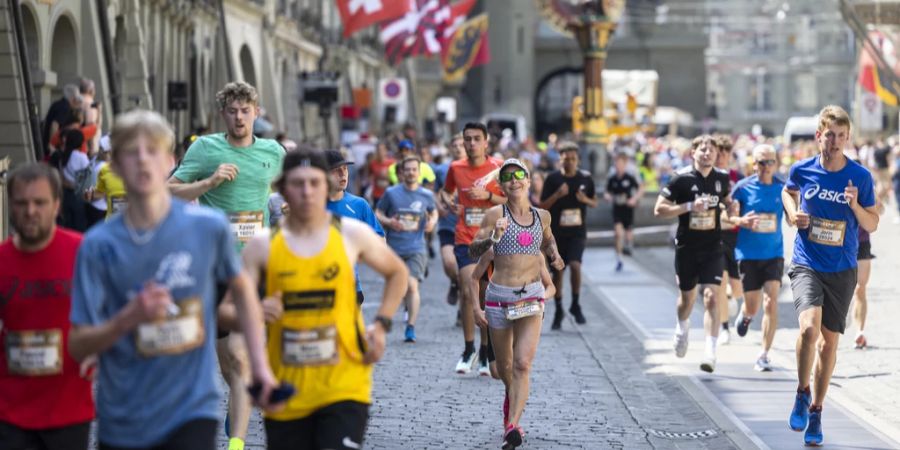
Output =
[{"x1": 167, "y1": 81, "x2": 283, "y2": 450}]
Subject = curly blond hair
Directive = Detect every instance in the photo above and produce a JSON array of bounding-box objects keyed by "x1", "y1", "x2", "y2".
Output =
[{"x1": 215, "y1": 81, "x2": 259, "y2": 110}]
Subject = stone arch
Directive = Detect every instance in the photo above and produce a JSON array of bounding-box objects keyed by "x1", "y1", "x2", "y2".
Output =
[
  {"x1": 50, "y1": 13, "x2": 79, "y2": 94},
  {"x1": 534, "y1": 66, "x2": 583, "y2": 140},
  {"x1": 239, "y1": 44, "x2": 256, "y2": 88},
  {"x1": 19, "y1": 3, "x2": 40, "y2": 72}
]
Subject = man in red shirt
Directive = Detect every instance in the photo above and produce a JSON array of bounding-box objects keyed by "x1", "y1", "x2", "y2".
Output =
[
  {"x1": 0, "y1": 163, "x2": 94, "y2": 449},
  {"x1": 440, "y1": 122, "x2": 506, "y2": 375}
]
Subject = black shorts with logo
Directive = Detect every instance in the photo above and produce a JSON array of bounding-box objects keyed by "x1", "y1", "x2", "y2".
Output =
[
  {"x1": 788, "y1": 264, "x2": 857, "y2": 334},
  {"x1": 555, "y1": 235, "x2": 586, "y2": 265},
  {"x1": 612, "y1": 206, "x2": 635, "y2": 229},
  {"x1": 738, "y1": 258, "x2": 784, "y2": 292},
  {"x1": 857, "y1": 241, "x2": 875, "y2": 260},
  {"x1": 265, "y1": 401, "x2": 369, "y2": 450},
  {"x1": 721, "y1": 232, "x2": 740, "y2": 278},
  {"x1": 674, "y1": 248, "x2": 724, "y2": 291}
]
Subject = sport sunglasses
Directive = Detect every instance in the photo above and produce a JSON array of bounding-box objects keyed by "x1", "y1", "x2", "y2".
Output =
[{"x1": 499, "y1": 169, "x2": 528, "y2": 183}]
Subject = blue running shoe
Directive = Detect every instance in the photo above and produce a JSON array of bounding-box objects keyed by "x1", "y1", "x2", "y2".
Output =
[
  {"x1": 224, "y1": 412, "x2": 231, "y2": 437},
  {"x1": 404, "y1": 325, "x2": 416, "y2": 343},
  {"x1": 734, "y1": 311, "x2": 752, "y2": 337},
  {"x1": 804, "y1": 410, "x2": 823, "y2": 446},
  {"x1": 790, "y1": 390, "x2": 811, "y2": 431},
  {"x1": 615, "y1": 261, "x2": 624, "y2": 272}
]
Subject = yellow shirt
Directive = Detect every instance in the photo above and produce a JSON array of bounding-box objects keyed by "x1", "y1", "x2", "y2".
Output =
[
  {"x1": 265, "y1": 219, "x2": 371, "y2": 420},
  {"x1": 95, "y1": 165, "x2": 127, "y2": 218}
]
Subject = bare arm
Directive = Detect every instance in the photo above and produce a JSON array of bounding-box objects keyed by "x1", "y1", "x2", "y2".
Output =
[
  {"x1": 539, "y1": 210, "x2": 564, "y2": 270},
  {"x1": 228, "y1": 272, "x2": 273, "y2": 378},
  {"x1": 853, "y1": 204, "x2": 879, "y2": 233},
  {"x1": 468, "y1": 207, "x2": 502, "y2": 259},
  {"x1": 168, "y1": 163, "x2": 238, "y2": 201},
  {"x1": 654, "y1": 195, "x2": 695, "y2": 219},
  {"x1": 540, "y1": 259, "x2": 556, "y2": 300},
  {"x1": 782, "y1": 187, "x2": 802, "y2": 227},
  {"x1": 424, "y1": 209, "x2": 439, "y2": 233}
]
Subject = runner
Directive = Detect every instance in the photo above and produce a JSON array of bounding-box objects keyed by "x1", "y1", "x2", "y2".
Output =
[
  {"x1": 388, "y1": 139, "x2": 436, "y2": 188},
  {"x1": 68, "y1": 109, "x2": 280, "y2": 450},
  {"x1": 376, "y1": 156, "x2": 438, "y2": 342},
  {"x1": 783, "y1": 105, "x2": 878, "y2": 446},
  {"x1": 433, "y1": 133, "x2": 466, "y2": 307},
  {"x1": 326, "y1": 149, "x2": 386, "y2": 305},
  {"x1": 241, "y1": 149, "x2": 407, "y2": 450},
  {"x1": 539, "y1": 141, "x2": 598, "y2": 329},
  {"x1": 851, "y1": 223, "x2": 880, "y2": 350},
  {"x1": 714, "y1": 135, "x2": 744, "y2": 346},
  {"x1": 603, "y1": 152, "x2": 642, "y2": 272},
  {"x1": 368, "y1": 142, "x2": 395, "y2": 206},
  {"x1": 467, "y1": 159, "x2": 564, "y2": 449},
  {"x1": 653, "y1": 134, "x2": 733, "y2": 373},
  {"x1": 0, "y1": 163, "x2": 94, "y2": 450},
  {"x1": 167, "y1": 81, "x2": 284, "y2": 450},
  {"x1": 86, "y1": 136, "x2": 129, "y2": 220},
  {"x1": 439, "y1": 122, "x2": 506, "y2": 375},
  {"x1": 728, "y1": 144, "x2": 785, "y2": 371}
]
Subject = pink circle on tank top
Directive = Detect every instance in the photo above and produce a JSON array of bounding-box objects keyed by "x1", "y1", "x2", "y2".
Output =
[{"x1": 517, "y1": 231, "x2": 533, "y2": 247}]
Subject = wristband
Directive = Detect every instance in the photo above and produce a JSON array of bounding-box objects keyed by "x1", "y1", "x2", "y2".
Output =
[
  {"x1": 682, "y1": 202, "x2": 692, "y2": 213},
  {"x1": 488, "y1": 192, "x2": 493, "y2": 201},
  {"x1": 374, "y1": 315, "x2": 393, "y2": 333},
  {"x1": 490, "y1": 229, "x2": 501, "y2": 243}
]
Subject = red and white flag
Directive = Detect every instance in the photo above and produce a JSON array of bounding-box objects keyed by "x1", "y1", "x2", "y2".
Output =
[
  {"x1": 380, "y1": 0, "x2": 453, "y2": 65},
  {"x1": 336, "y1": 0, "x2": 408, "y2": 38}
]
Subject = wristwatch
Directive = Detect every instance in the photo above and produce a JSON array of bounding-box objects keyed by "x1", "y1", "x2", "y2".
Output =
[{"x1": 374, "y1": 315, "x2": 393, "y2": 332}]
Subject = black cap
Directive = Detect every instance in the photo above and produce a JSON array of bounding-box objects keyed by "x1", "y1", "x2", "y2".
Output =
[
  {"x1": 325, "y1": 150, "x2": 354, "y2": 170},
  {"x1": 281, "y1": 150, "x2": 330, "y2": 176}
]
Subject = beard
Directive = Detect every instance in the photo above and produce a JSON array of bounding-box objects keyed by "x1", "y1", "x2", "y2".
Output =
[{"x1": 13, "y1": 219, "x2": 53, "y2": 247}]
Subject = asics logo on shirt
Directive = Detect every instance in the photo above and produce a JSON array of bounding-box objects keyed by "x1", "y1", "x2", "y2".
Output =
[{"x1": 803, "y1": 184, "x2": 848, "y2": 204}]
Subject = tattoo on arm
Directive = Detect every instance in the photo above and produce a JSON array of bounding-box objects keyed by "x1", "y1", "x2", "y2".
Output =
[
  {"x1": 468, "y1": 238, "x2": 493, "y2": 259},
  {"x1": 541, "y1": 239, "x2": 559, "y2": 261}
]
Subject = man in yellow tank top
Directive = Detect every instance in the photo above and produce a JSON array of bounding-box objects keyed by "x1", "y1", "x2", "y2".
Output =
[{"x1": 241, "y1": 148, "x2": 408, "y2": 450}]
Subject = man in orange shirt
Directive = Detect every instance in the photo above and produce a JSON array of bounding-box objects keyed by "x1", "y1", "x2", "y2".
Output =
[{"x1": 440, "y1": 122, "x2": 506, "y2": 375}]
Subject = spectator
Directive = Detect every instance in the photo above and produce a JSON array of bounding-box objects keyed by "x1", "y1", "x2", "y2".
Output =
[
  {"x1": 49, "y1": 109, "x2": 98, "y2": 155},
  {"x1": 42, "y1": 84, "x2": 81, "y2": 159},
  {"x1": 57, "y1": 129, "x2": 89, "y2": 231}
]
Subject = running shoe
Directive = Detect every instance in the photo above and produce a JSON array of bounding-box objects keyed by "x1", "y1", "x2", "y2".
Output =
[
  {"x1": 615, "y1": 261, "x2": 624, "y2": 272},
  {"x1": 717, "y1": 327, "x2": 731, "y2": 346},
  {"x1": 404, "y1": 325, "x2": 416, "y2": 343},
  {"x1": 700, "y1": 352, "x2": 716, "y2": 373},
  {"x1": 569, "y1": 305, "x2": 587, "y2": 324},
  {"x1": 502, "y1": 424, "x2": 524, "y2": 450},
  {"x1": 854, "y1": 333, "x2": 867, "y2": 350},
  {"x1": 804, "y1": 409, "x2": 824, "y2": 446},
  {"x1": 734, "y1": 311, "x2": 752, "y2": 337},
  {"x1": 789, "y1": 390, "x2": 811, "y2": 431},
  {"x1": 455, "y1": 350, "x2": 478, "y2": 374},
  {"x1": 447, "y1": 283, "x2": 459, "y2": 305},
  {"x1": 673, "y1": 328, "x2": 689, "y2": 358},
  {"x1": 551, "y1": 308, "x2": 564, "y2": 330},
  {"x1": 754, "y1": 355, "x2": 772, "y2": 372},
  {"x1": 478, "y1": 357, "x2": 490, "y2": 377}
]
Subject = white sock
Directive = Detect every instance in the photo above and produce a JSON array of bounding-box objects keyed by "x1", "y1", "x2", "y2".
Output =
[
  {"x1": 758, "y1": 350, "x2": 768, "y2": 359},
  {"x1": 706, "y1": 335, "x2": 717, "y2": 355},
  {"x1": 676, "y1": 319, "x2": 689, "y2": 334}
]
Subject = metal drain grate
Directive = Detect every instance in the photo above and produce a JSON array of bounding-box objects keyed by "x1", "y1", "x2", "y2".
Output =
[{"x1": 647, "y1": 428, "x2": 719, "y2": 440}]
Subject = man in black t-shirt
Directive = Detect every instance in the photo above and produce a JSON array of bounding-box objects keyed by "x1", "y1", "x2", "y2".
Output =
[
  {"x1": 654, "y1": 135, "x2": 733, "y2": 373},
  {"x1": 539, "y1": 142, "x2": 598, "y2": 329},
  {"x1": 604, "y1": 152, "x2": 643, "y2": 271}
]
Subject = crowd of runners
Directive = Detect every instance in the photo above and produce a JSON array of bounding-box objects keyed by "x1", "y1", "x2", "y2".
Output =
[{"x1": 0, "y1": 77, "x2": 891, "y2": 450}]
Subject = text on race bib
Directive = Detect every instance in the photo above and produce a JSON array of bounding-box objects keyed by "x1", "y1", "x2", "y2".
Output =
[
  {"x1": 808, "y1": 216, "x2": 846, "y2": 247},
  {"x1": 229, "y1": 211, "x2": 265, "y2": 243},
  {"x1": 5, "y1": 329, "x2": 62, "y2": 376},
  {"x1": 614, "y1": 194, "x2": 629, "y2": 205},
  {"x1": 465, "y1": 208, "x2": 486, "y2": 227},
  {"x1": 504, "y1": 299, "x2": 544, "y2": 321},
  {"x1": 110, "y1": 196, "x2": 128, "y2": 214},
  {"x1": 282, "y1": 325, "x2": 339, "y2": 366},
  {"x1": 136, "y1": 298, "x2": 205, "y2": 357},
  {"x1": 689, "y1": 210, "x2": 716, "y2": 231},
  {"x1": 398, "y1": 213, "x2": 421, "y2": 232},
  {"x1": 560, "y1": 209, "x2": 583, "y2": 227},
  {"x1": 754, "y1": 213, "x2": 778, "y2": 233}
]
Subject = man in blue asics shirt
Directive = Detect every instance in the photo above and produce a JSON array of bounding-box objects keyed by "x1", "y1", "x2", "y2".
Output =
[
  {"x1": 782, "y1": 105, "x2": 879, "y2": 447},
  {"x1": 729, "y1": 144, "x2": 785, "y2": 372}
]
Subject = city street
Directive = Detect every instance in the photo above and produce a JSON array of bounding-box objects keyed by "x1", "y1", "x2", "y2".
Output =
[{"x1": 213, "y1": 204, "x2": 900, "y2": 449}]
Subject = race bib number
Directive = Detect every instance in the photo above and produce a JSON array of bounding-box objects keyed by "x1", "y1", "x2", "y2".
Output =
[
  {"x1": 110, "y1": 196, "x2": 127, "y2": 214},
  {"x1": 229, "y1": 211, "x2": 265, "y2": 243},
  {"x1": 754, "y1": 213, "x2": 777, "y2": 233},
  {"x1": 282, "y1": 325, "x2": 339, "y2": 366},
  {"x1": 504, "y1": 299, "x2": 543, "y2": 321},
  {"x1": 5, "y1": 329, "x2": 62, "y2": 376},
  {"x1": 465, "y1": 208, "x2": 486, "y2": 227},
  {"x1": 560, "y1": 208, "x2": 583, "y2": 227},
  {"x1": 689, "y1": 210, "x2": 716, "y2": 230},
  {"x1": 398, "y1": 213, "x2": 421, "y2": 231},
  {"x1": 614, "y1": 193, "x2": 629, "y2": 205},
  {"x1": 136, "y1": 298, "x2": 205, "y2": 357},
  {"x1": 808, "y1": 216, "x2": 846, "y2": 247}
]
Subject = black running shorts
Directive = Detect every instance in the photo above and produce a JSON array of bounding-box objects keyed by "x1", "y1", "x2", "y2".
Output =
[
  {"x1": 266, "y1": 401, "x2": 369, "y2": 450},
  {"x1": 0, "y1": 420, "x2": 90, "y2": 450},
  {"x1": 738, "y1": 258, "x2": 784, "y2": 292},
  {"x1": 612, "y1": 206, "x2": 635, "y2": 229},
  {"x1": 674, "y1": 248, "x2": 724, "y2": 292},
  {"x1": 555, "y1": 236, "x2": 586, "y2": 266},
  {"x1": 788, "y1": 264, "x2": 857, "y2": 334},
  {"x1": 721, "y1": 232, "x2": 740, "y2": 278},
  {"x1": 857, "y1": 241, "x2": 875, "y2": 261},
  {"x1": 438, "y1": 229, "x2": 455, "y2": 248},
  {"x1": 99, "y1": 418, "x2": 217, "y2": 450}
]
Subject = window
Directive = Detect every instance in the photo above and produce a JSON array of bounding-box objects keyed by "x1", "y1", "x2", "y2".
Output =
[
  {"x1": 793, "y1": 73, "x2": 817, "y2": 110},
  {"x1": 748, "y1": 71, "x2": 772, "y2": 112}
]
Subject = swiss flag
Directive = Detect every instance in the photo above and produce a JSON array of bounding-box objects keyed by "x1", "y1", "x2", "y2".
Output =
[{"x1": 337, "y1": 0, "x2": 408, "y2": 38}]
